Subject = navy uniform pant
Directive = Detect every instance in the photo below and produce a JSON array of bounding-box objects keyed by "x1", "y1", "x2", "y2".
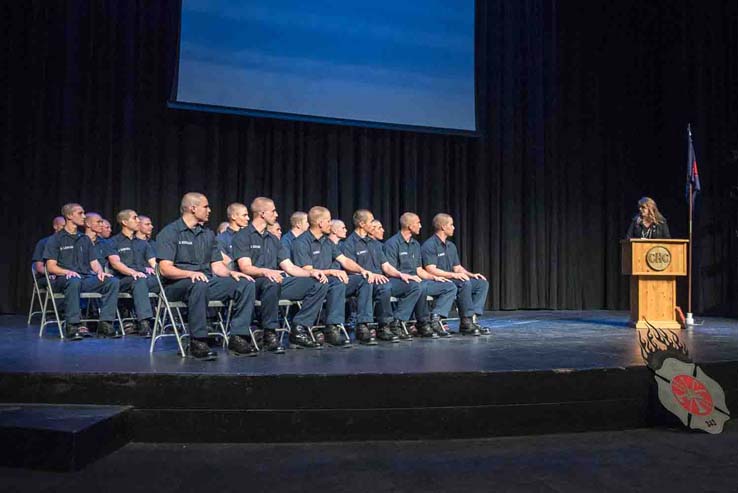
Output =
[
  {"x1": 454, "y1": 278, "x2": 489, "y2": 317},
  {"x1": 324, "y1": 274, "x2": 373, "y2": 325},
  {"x1": 414, "y1": 280, "x2": 457, "y2": 321},
  {"x1": 50, "y1": 275, "x2": 120, "y2": 323},
  {"x1": 379, "y1": 279, "x2": 422, "y2": 323},
  {"x1": 118, "y1": 275, "x2": 159, "y2": 320},
  {"x1": 255, "y1": 276, "x2": 328, "y2": 329},
  {"x1": 164, "y1": 276, "x2": 255, "y2": 338}
]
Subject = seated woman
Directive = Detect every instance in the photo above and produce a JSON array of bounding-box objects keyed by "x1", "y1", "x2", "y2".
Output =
[{"x1": 625, "y1": 196, "x2": 671, "y2": 239}]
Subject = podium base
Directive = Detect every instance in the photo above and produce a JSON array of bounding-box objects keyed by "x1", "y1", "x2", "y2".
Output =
[{"x1": 632, "y1": 320, "x2": 682, "y2": 330}]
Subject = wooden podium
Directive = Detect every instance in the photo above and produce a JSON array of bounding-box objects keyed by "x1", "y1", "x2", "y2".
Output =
[{"x1": 621, "y1": 239, "x2": 688, "y2": 329}]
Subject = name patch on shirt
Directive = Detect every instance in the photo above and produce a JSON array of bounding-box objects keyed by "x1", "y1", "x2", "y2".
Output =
[
  {"x1": 357, "y1": 250, "x2": 368, "y2": 255},
  {"x1": 250, "y1": 245, "x2": 261, "y2": 249},
  {"x1": 178, "y1": 241, "x2": 193, "y2": 245},
  {"x1": 312, "y1": 250, "x2": 321, "y2": 255},
  {"x1": 60, "y1": 246, "x2": 74, "y2": 251},
  {"x1": 438, "y1": 252, "x2": 445, "y2": 257},
  {"x1": 399, "y1": 252, "x2": 408, "y2": 256},
  {"x1": 118, "y1": 247, "x2": 132, "y2": 253}
]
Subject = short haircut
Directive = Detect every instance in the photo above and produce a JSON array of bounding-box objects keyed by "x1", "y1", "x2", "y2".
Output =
[
  {"x1": 139, "y1": 215, "x2": 151, "y2": 223},
  {"x1": 61, "y1": 203, "x2": 82, "y2": 218},
  {"x1": 290, "y1": 211, "x2": 308, "y2": 228},
  {"x1": 432, "y1": 213, "x2": 453, "y2": 231},
  {"x1": 308, "y1": 206, "x2": 330, "y2": 226},
  {"x1": 180, "y1": 192, "x2": 205, "y2": 214},
  {"x1": 399, "y1": 212, "x2": 418, "y2": 229},
  {"x1": 352, "y1": 209, "x2": 373, "y2": 228},
  {"x1": 371, "y1": 219, "x2": 382, "y2": 227},
  {"x1": 226, "y1": 202, "x2": 247, "y2": 220},
  {"x1": 84, "y1": 212, "x2": 101, "y2": 225},
  {"x1": 116, "y1": 209, "x2": 136, "y2": 225},
  {"x1": 250, "y1": 196, "x2": 274, "y2": 215}
]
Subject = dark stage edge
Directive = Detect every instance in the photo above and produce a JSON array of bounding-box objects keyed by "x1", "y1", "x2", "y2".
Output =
[{"x1": 1, "y1": 311, "x2": 736, "y2": 445}]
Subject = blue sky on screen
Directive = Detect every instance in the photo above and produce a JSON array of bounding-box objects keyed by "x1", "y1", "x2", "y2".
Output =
[{"x1": 177, "y1": 0, "x2": 476, "y2": 130}]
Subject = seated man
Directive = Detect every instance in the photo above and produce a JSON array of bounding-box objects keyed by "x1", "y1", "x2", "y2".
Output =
[
  {"x1": 43, "y1": 203, "x2": 121, "y2": 340},
  {"x1": 384, "y1": 213, "x2": 458, "y2": 338},
  {"x1": 232, "y1": 197, "x2": 329, "y2": 350},
  {"x1": 421, "y1": 213, "x2": 489, "y2": 336},
  {"x1": 84, "y1": 212, "x2": 110, "y2": 271},
  {"x1": 216, "y1": 202, "x2": 249, "y2": 270},
  {"x1": 342, "y1": 210, "x2": 422, "y2": 342},
  {"x1": 156, "y1": 192, "x2": 256, "y2": 360},
  {"x1": 101, "y1": 219, "x2": 112, "y2": 239},
  {"x1": 216, "y1": 222, "x2": 229, "y2": 235},
  {"x1": 107, "y1": 209, "x2": 160, "y2": 337},
  {"x1": 328, "y1": 219, "x2": 347, "y2": 247},
  {"x1": 281, "y1": 211, "x2": 308, "y2": 252},
  {"x1": 137, "y1": 215, "x2": 156, "y2": 255},
  {"x1": 267, "y1": 221, "x2": 282, "y2": 239},
  {"x1": 292, "y1": 206, "x2": 378, "y2": 345},
  {"x1": 31, "y1": 216, "x2": 66, "y2": 286}
]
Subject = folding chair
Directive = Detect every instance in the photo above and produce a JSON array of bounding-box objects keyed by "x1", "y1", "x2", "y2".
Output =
[
  {"x1": 39, "y1": 267, "x2": 124, "y2": 338},
  {"x1": 149, "y1": 267, "x2": 238, "y2": 357},
  {"x1": 27, "y1": 267, "x2": 49, "y2": 324}
]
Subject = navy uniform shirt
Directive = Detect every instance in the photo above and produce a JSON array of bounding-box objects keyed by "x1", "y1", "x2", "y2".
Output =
[
  {"x1": 384, "y1": 232, "x2": 422, "y2": 275},
  {"x1": 281, "y1": 230, "x2": 299, "y2": 253},
  {"x1": 328, "y1": 239, "x2": 343, "y2": 269},
  {"x1": 31, "y1": 235, "x2": 54, "y2": 277},
  {"x1": 421, "y1": 234, "x2": 461, "y2": 272},
  {"x1": 291, "y1": 231, "x2": 341, "y2": 270},
  {"x1": 155, "y1": 218, "x2": 222, "y2": 276},
  {"x1": 232, "y1": 224, "x2": 289, "y2": 269},
  {"x1": 341, "y1": 232, "x2": 385, "y2": 274},
  {"x1": 216, "y1": 227, "x2": 238, "y2": 259},
  {"x1": 90, "y1": 237, "x2": 110, "y2": 270},
  {"x1": 147, "y1": 239, "x2": 157, "y2": 258},
  {"x1": 108, "y1": 232, "x2": 155, "y2": 273},
  {"x1": 42, "y1": 229, "x2": 95, "y2": 275}
]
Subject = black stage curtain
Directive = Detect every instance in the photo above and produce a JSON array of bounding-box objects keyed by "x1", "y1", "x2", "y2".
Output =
[{"x1": 2, "y1": 0, "x2": 737, "y2": 315}]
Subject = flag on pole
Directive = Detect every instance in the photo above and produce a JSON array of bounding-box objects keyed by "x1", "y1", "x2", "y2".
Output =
[{"x1": 687, "y1": 125, "x2": 701, "y2": 202}]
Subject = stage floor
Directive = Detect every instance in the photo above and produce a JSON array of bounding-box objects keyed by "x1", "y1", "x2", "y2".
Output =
[{"x1": 3, "y1": 310, "x2": 738, "y2": 375}]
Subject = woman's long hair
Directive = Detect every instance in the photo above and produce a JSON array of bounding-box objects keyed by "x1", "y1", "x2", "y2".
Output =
[{"x1": 636, "y1": 196, "x2": 666, "y2": 225}]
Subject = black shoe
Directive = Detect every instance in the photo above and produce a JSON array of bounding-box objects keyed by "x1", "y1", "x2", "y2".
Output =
[
  {"x1": 289, "y1": 325, "x2": 320, "y2": 349},
  {"x1": 325, "y1": 324, "x2": 349, "y2": 347},
  {"x1": 312, "y1": 329, "x2": 325, "y2": 346},
  {"x1": 377, "y1": 324, "x2": 400, "y2": 343},
  {"x1": 138, "y1": 319, "x2": 153, "y2": 338},
  {"x1": 190, "y1": 339, "x2": 218, "y2": 360},
  {"x1": 418, "y1": 321, "x2": 439, "y2": 338},
  {"x1": 98, "y1": 321, "x2": 122, "y2": 339},
  {"x1": 390, "y1": 320, "x2": 412, "y2": 340},
  {"x1": 459, "y1": 317, "x2": 481, "y2": 336},
  {"x1": 65, "y1": 323, "x2": 84, "y2": 341},
  {"x1": 355, "y1": 323, "x2": 377, "y2": 345},
  {"x1": 430, "y1": 315, "x2": 451, "y2": 337},
  {"x1": 263, "y1": 330, "x2": 285, "y2": 354},
  {"x1": 228, "y1": 335, "x2": 258, "y2": 356},
  {"x1": 472, "y1": 318, "x2": 492, "y2": 335}
]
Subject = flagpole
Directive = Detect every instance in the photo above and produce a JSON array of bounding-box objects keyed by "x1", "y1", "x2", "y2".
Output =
[{"x1": 686, "y1": 124, "x2": 695, "y2": 326}]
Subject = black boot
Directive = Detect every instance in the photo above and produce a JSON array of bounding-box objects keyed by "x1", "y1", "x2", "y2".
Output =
[
  {"x1": 377, "y1": 323, "x2": 400, "y2": 343},
  {"x1": 190, "y1": 338, "x2": 217, "y2": 360},
  {"x1": 289, "y1": 325, "x2": 320, "y2": 348},
  {"x1": 459, "y1": 317, "x2": 481, "y2": 336},
  {"x1": 430, "y1": 314, "x2": 451, "y2": 337},
  {"x1": 98, "y1": 321, "x2": 121, "y2": 339},
  {"x1": 472, "y1": 315, "x2": 491, "y2": 335},
  {"x1": 263, "y1": 329, "x2": 285, "y2": 354},
  {"x1": 355, "y1": 323, "x2": 377, "y2": 345},
  {"x1": 390, "y1": 319, "x2": 412, "y2": 340},
  {"x1": 417, "y1": 320, "x2": 439, "y2": 338},
  {"x1": 138, "y1": 319, "x2": 153, "y2": 338},
  {"x1": 65, "y1": 323, "x2": 84, "y2": 341},
  {"x1": 325, "y1": 324, "x2": 349, "y2": 347},
  {"x1": 228, "y1": 334, "x2": 258, "y2": 356}
]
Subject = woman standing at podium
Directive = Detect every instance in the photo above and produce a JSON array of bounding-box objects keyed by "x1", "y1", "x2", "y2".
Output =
[{"x1": 626, "y1": 197, "x2": 671, "y2": 239}]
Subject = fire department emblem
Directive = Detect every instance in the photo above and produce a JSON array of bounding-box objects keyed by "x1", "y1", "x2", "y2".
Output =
[{"x1": 639, "y1": 322, "x2": 730, "y2": 434}]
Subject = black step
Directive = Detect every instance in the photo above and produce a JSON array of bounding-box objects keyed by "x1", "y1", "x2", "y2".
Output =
[{"x1": 0, "y1": 403, "x2": 131, "y2": 470}]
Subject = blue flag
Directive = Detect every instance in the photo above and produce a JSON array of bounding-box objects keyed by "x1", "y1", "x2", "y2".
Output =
[{"x1": 687, "y1": 125, "x2": 701, "y2": 203}]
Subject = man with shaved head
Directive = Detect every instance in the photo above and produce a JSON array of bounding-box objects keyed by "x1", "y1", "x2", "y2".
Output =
[
  {"x1": 368, "y1": 219, "x2": 385, "y2": 241},
  {"x1": 136, "y1": 215, "x2": 156, "y2": 256},
  {"x1": 385, "y1": 212, "x2": 458, "y2": 338},
  {"x1": 156, "y1": 192, "x2": 257, "y2": 359},
  {"x1": 107, "y1": 209, "x2": 159, "y2": 337},
  {"x1": 31, "y1": 216, "x2": 66, "y2": 283},
  {"x1": 84, "y1": 212, "x2": 110, "y2": 272},
  {"x1": 267, "y1": 221, "x2": 282, "y2": 239},
  {"x1": 292, "y1": 206, "x2": 378, "y2": 345},
  {"x1": 328, "y1": 219, "x2": 347, "y2": 247},
  {"x1": 281, "y1": 211, "x2": 308, "y2": 254},
  {"x1": 233, "y1": 197, "x2": 329, "y2": 350},
  {"x1": 421, "y1": 213, "x2": 489, "y2": 336},
  {"x1": 216, "y1": 202, "x2": 249, "y2": 270},
  {"x1": 43, "y1": 203, "x2": 121, "y2": 339},
  {"x1": 101, "y1": 219, "x2": 112, "y2": 239}
]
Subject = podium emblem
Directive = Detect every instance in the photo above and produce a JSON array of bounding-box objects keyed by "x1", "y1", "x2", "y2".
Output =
[{"x1": 646, "y1": 246, "x2": 671, "y2": 271}]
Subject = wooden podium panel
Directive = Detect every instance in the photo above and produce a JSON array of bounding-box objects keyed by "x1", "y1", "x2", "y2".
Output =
[{"x1": 621, "y1": 239, "x2": 688, "y2": 329}]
